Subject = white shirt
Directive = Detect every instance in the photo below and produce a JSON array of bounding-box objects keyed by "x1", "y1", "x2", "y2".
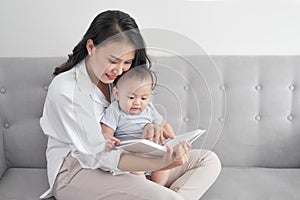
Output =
[{"x1": 40, "y1": 60, "x2": 124, "y2": 199}]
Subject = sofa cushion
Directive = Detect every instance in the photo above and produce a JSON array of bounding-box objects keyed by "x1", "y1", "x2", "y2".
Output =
[
  {"x1": 0, "y1": 168, "x2": 54, "y2": 199},
  {"x1": 201, "y1": 167, "x2": 300, "y2": 200}
]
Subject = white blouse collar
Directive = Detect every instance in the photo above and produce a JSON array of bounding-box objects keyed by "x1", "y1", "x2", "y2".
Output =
[{"x1": 75, "y1": 59, "x2": 112, "y2": 107}]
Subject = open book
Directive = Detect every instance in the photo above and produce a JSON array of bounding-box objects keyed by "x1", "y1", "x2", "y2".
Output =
[{"x1": 116, "y1": 129, "x2": 206, "y2": 157}]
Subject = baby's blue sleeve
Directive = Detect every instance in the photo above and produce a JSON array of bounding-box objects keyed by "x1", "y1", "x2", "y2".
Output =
[
  {"x1": 148, "y1": 102, "x2": 164, "y2": 124},
  {"x1": 100, "y1": 101, "x2": 119, "y2": 131}
]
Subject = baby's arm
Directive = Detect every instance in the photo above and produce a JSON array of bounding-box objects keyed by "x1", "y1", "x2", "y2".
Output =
[
  {"x1": 101, "y1": 123, "x2": 120, "y2": 150},
  {"x1": 101, "y1": 123, "x2": 115, "y2": 139},
  {"x1": 162, "y1": 120, "x2": 175, "y2": 139}
]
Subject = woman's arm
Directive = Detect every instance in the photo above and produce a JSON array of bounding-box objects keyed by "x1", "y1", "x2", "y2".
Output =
[{"x1": 118, "y1": 141, "x2": 190, "y2": 172}]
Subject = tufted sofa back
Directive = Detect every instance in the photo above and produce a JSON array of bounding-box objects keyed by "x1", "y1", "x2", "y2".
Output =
[
  {"x1": 0, "y1": 56, "x2": 299, "y2": 175},
  {"x1": 0, "y1": 57, "x2": 65, "y2": 170},
  {"x1": 213, "y1": 56, "x2": 300, "y2": 167},
  {"x1": 152, "y1": 55, "x2": 300, "y2": 168}
]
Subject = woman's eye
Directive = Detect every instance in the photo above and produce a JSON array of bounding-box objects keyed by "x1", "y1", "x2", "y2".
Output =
[{"x1": 109, "y1": 59, "x2": 117, "y2": 64}]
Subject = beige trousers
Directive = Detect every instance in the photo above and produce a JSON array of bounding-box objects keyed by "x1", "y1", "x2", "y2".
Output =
[{"x1": 53, "y1": 149, "x2": 221, "y2": 200}]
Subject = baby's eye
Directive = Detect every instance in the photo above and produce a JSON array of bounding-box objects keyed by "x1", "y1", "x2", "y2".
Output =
[
  {"x1": 141, "y1": 97, "x2": 148, "y2": 100},
  {"x1": 128, "y1": 96, "x2": 135, "y2": 100}
]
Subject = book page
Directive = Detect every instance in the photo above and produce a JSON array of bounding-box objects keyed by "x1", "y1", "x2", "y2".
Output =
[
  {"x1": 166, "y1": 129, "x2": 206, "y2": 147},
  {"x1": 116, "y1": 129, "x2": 205, "y2": 157}
]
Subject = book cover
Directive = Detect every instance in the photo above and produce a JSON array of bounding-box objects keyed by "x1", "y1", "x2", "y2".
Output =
[{"x1": 116, "y1": 129, "x2": 206, "y2": 157}]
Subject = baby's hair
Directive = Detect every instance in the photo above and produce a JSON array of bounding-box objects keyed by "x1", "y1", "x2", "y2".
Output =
[{"x1": 114, "y1": 65, "x2": 157, "y2": 90}]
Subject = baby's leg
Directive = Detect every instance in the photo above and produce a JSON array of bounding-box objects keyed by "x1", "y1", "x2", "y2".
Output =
[
  {"x1": 151, "y1": 169, "x2": 170, "y2": 186},
  {"x1": 131, "y1": 172, "x2": 146, "y2": 179}
]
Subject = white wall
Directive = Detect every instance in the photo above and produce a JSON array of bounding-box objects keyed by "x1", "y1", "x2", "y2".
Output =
[{"x1": 1, "y1": 0, "x2": 300, "y2": 57}]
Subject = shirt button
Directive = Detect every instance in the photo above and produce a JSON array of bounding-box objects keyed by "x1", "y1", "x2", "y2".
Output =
[{"x1": 0, "y1": 87, "x2": 6, "y2": 94}]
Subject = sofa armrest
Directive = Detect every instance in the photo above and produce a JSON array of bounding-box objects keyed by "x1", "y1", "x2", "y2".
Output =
[{"x1": 0, "y1": 130, "x2": 7, "y2": 178}]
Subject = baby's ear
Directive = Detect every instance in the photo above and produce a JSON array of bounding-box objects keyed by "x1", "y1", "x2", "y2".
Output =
[{"x1": 112, "y1": 87, "x2": 119, "y2": 101}]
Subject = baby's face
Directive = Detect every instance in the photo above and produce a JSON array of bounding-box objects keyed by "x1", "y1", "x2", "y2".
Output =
[{"x1": 115, "y1": 77, "x2": 152, "y2": 115}]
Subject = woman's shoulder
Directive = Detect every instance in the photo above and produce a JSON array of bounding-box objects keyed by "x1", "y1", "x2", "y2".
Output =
[{"x1": 48, "y1": 68, "x2": 77, "y2": 98}]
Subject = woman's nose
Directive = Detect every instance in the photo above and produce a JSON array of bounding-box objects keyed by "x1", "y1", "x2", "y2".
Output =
[
  {"x1": 111, "y1": 64, "x2": 123, "y2": 75},
  {"x1": 117, "y1": 64, "x2": 123, "y2": 75}
]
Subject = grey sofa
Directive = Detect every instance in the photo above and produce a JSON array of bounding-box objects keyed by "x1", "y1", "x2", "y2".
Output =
[{"x1": 0, "y1": 56, "x2": 299, "y2": 200}]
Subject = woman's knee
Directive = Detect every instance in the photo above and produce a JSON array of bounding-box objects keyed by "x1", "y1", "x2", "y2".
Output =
[
  {"x1": 190, "y1": 149, "x2": 222, "y2": 171},
  {"x1": 202, "y1": 150, "x2": 222, "y2": 175}
]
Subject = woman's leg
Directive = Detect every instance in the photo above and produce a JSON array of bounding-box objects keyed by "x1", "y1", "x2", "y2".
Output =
[
  {"x1": 53, "y1": 154, "x2": 183, "y2": 200},
  {"x1": 166, "y1": 149, "x2": 221, "y2": 200}
]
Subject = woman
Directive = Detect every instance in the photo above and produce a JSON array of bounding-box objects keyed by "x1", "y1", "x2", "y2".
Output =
[{"x1": 40, "y1": 10, "x2": 221, "y2": 200}]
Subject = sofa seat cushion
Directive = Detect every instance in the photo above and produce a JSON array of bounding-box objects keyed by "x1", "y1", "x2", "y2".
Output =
[
  {"x1": 0, "y1": 168, "x2": 54, "y2": 199},
  {"x1": 202, "y1": 167, "x2": 300, "y2": 200}
]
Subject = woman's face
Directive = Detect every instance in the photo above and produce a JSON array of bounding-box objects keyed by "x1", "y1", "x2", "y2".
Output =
[{"x1": 86, "y1": 40, "x2": 136, "y2": 84}]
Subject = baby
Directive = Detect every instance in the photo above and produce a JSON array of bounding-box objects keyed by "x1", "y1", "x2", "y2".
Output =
[{"x1": 101, "y1": 65, "x2": 175, "y2": 186}]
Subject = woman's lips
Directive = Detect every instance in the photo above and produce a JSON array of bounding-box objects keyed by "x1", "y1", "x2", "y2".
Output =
[{"x1": 106, "y1": 74, "x2": 117, "y2": 80}]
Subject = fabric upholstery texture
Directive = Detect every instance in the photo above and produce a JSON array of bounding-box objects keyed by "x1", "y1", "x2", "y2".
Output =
[
  {"x1": 201, "y1": 167, "x2": 300, "y2": 200},
  {"x1": 0, "y1": 130, "x2": 6, "y2": 178},
  {"x1": 0, "y1": 168, "x2": 54, "y2": 200},
  {"x1": 0, "y1": 56, "x2": 299, "y2": 199}
]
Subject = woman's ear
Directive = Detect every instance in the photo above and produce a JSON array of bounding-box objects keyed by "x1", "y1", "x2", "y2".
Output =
[
  {"x1": 113, "y1": 87, "x2": 119, "y2": 101},
  {"x1": 86, "y1": 39, "x2": 95, "y2": 56}
]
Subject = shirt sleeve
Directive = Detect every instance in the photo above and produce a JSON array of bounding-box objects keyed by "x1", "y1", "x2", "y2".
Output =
[
  {"x1": 148, "y1": 102, "x2": 164, "y2": 125},
  {"x1": 42, "y1": 80, "x2": 124, "y2": 175},
  {"x1": 100, "y1": 101, "x2": 119, "y2": 131}
]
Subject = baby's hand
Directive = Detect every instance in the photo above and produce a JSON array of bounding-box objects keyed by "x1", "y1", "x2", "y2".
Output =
[
  {"x1": 142, "y1": 123, "x2": 163, "y2": 144},
  {"x1": 106, "y1": 137, "x2": 120, "y2": 151}
]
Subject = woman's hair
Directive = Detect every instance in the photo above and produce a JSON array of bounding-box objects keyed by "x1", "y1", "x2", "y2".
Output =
[
  {"x1": 115, "y1": 65, "x2": 157, "y2": 91},
  {"x1": 53, "y1": 10, "x2": 151, "y2": 76}
]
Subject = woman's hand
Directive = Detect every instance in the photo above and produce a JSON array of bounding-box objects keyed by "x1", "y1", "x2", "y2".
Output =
[
  {"x1": 160, "y1": 141, "x2": 191, "y2": 170},
  {"x1": 105, "y1": 137, "x2": 120, "y2": 151},
  {"x1": 118, "y1": 141, "x2": 191, "y2": 172},
  {"x1": 142, "y1": 123, "x2": 164, "y2": 144}
]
